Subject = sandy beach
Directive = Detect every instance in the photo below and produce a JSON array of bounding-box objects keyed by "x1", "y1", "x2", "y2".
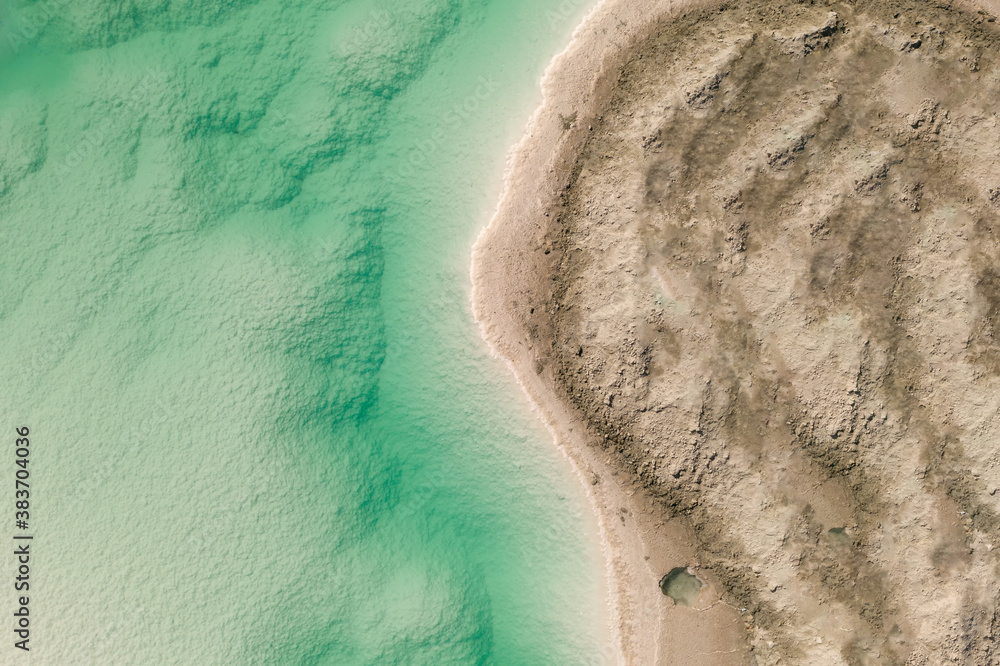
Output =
[
  {"x1": 473, "y1": 1, "x2": 751, "y2": 662},
  {"x1": 474, "y1": 0, "x2": 1000, "y2": 663}
]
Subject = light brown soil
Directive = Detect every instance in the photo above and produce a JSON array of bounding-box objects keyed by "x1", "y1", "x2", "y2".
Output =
[{"x1": 475, "y1": 0, "x2": 1000, "y2": 663}]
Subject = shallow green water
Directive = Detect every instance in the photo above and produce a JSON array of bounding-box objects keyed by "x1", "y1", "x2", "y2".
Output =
[{"x1": 0, "y1": 0, "x2": 613, "y2": 663}]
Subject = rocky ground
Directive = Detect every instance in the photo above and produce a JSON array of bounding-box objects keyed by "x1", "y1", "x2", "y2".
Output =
[{"x1": 523, "y1": 0, "x2": 1000, "y2": 662}]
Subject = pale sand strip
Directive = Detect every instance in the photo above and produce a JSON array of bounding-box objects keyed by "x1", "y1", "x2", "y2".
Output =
[
  {"x1": 474, "y1": 0, "x2": 1000, "y2": 662},
  {"x1": 471, "y1": 0, "x2": 750, "y2": 663}
]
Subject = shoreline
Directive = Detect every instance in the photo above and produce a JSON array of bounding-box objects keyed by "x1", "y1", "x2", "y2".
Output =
[
  {"x1": 473, "y1": 0, "x2": 1000, "y2": 663},
  {"x1": 470, "y1": 0, "x2": 749, "y2": 662}
]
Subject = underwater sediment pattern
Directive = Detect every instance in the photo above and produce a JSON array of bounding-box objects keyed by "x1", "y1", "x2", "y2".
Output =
[{"x1": 0, "y1": 0, "x2": 612, "y2": 663}]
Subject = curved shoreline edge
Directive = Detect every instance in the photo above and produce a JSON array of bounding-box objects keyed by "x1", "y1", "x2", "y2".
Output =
[
  {"x1": 472, "y1": 0, "x2": 1000, "y2": 663},
  {"x1": 471, "y1": 1, "x2": 739, "y2": 663}
]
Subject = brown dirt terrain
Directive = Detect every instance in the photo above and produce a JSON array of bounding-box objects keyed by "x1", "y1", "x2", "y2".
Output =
[{"x1": 476, "y1": 0, "x2": 1000, "y2": 663}]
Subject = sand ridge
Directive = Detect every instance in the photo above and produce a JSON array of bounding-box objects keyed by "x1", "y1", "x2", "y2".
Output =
[{"x1": 474, "y1": 0, "x2": 1000, "y2": 663}]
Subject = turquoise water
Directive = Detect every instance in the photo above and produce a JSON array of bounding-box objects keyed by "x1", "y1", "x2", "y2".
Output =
[{"x1": 0, "y1": 0, "x2": 613, "y2": 663}]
